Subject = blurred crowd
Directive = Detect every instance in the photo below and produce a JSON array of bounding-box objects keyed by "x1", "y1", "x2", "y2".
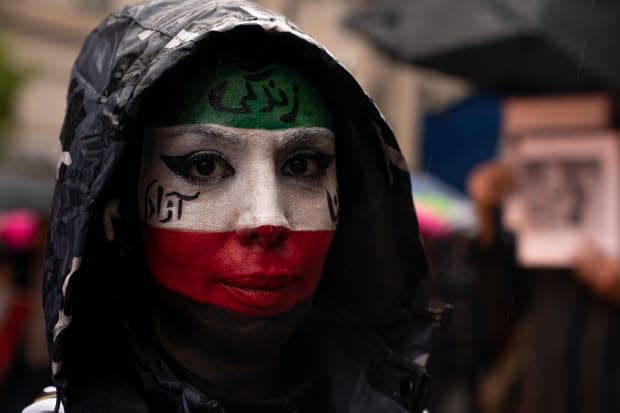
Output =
[{"x1": 423, "y1": 94, "x2": 620, "y2": 413}]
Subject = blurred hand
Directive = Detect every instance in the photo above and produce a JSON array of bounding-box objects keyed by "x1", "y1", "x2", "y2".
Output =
[
  {"x1": 468, "y1": 161, "x2": 516, "y2": 210},
  {"x1": 573, "y1": 241, "x2": 620, "y2": 304},
  {"x1": 467, "y1": 161, "x2": 516, "y2": 245}
]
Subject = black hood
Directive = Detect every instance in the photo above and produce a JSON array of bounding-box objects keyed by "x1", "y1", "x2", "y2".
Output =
[{"x1": 45, "y1": 0, "x2": 437, "y2": 411}]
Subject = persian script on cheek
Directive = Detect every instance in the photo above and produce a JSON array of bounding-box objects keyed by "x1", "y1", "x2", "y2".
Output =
[
  {"x1": 326, "y1": 189, "x2": 339, "y2": 223},
  {"x1": 144, "y1": 180, "x2": 200, "y2": 224}
]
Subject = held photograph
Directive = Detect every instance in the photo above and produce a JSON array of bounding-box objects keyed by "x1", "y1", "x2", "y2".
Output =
[{"x1": 506, "y1": 130, "x2": 620, "y2": 267}]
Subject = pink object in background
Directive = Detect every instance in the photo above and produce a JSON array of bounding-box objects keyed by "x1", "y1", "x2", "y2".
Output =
[{"x1": 0, "y1": 209, "x2": 40, "y2": 251}]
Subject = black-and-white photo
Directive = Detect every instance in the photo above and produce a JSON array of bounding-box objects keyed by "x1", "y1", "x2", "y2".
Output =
[
  {"x1": 521, "y1": 158, "x2": 601, "y2": 230},
  {"x1": 504, "y1": 130, "x2": 620, "y2": 267}
]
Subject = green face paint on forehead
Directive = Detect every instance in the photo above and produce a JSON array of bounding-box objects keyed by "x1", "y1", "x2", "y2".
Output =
[{"x1": 157, "y1": 61, "x2": 334, "y2": 130}]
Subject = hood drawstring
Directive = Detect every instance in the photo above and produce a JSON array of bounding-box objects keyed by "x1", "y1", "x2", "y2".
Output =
[{"x1": 53, "y1": 386, "x2": 63, "y2": 413}]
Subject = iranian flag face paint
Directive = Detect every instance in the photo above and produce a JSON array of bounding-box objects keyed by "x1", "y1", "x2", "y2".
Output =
[{"x1": 138, "y1": 124, "x2": 338, "y2": 317}]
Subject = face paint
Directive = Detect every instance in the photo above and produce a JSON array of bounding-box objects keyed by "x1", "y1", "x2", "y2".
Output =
[
  {"x1": 149, "y1": 61, "x2": 334, "y2": 131},
  {"x1": 138, "y1": 124, "x2": 338, "y2": 317}
]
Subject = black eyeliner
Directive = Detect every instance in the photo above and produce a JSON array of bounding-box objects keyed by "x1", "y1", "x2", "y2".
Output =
[
  {"x1": 160, "y1": 154, "x2": 188, "y2": 176},
  {"x1": 160, "y1": 152, "x2": 234, "y2": 185},
  {"x1": 282, "y1": 151, "x2": 334, "y2": 185}
]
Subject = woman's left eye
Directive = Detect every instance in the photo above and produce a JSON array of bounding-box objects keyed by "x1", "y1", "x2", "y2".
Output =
[
  {"x1": 160, "y1": 151, "x2": 234, "y2": 184},
  {"x1": 282, "y1": 152, "x2": 334, "y2": 180}
]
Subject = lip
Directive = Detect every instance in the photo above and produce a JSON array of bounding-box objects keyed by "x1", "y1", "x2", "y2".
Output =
[
  {"x1": 218, "y1": 274, "x2": 297, "y2": 291},
  {"x1": 216, "y1": 274, "x2": 298, "y2": 311}
]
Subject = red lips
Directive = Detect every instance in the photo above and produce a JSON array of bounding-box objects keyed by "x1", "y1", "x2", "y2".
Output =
[
  {"x1": 142, "y1": 226, "x2": 334, "y2": 317},
  {"x1": 218, "y1": 275, "x2": 297, "y2": 290}
]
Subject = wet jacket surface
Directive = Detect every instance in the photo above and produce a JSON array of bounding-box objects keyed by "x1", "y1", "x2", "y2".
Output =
[{"x1": 42, "y1": 1, "x2": 437, "y2": 411}]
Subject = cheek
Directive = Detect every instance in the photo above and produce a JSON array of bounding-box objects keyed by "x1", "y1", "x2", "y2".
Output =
[
  {"x1": 281, "y1": 168, "x2": 339, "y2": 231},
  {"x1": 138, "y1": 166, "x2": 236, "y2": 231}
]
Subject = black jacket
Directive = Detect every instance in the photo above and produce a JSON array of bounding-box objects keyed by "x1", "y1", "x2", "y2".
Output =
[{"x1": 41, "y1": 1, "x2": 439, "y2": 411}]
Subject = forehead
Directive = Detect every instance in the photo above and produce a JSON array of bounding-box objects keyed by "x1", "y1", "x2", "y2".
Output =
[{"x1": 146, "y1": 60, "x2": 334, "y2": 131}]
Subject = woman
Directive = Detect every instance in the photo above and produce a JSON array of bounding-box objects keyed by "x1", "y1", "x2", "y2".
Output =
[{"x1": 28, "y1": 1, "x2": 439, "y2": 412}]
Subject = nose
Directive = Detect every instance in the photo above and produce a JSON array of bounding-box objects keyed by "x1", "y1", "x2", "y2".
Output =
[
  {"x1": 236, "y1": 225, "x2": 290, "y2": 248},
  {"x1": 235, "y1": 163, "x2": 290, "y2": 248}
]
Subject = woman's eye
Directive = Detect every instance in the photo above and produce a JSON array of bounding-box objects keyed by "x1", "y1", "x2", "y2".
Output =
[
  {"x1": 160, "y1": 152, "x2": 234, "y2": 183},
  {"x1": 287, "y1": 157, "x2": 311, "y2": 175},
  {"x1": 282, "y1": 152, "x2": 334, "y2": 180},
  {"x1": 191, "y1": 157, "x2": 215, "y2": 177}
]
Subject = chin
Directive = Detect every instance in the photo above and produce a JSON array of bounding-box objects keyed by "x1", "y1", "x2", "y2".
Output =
[{"x1": 149, "y1": 284, "x2": 314, "y2": 361}]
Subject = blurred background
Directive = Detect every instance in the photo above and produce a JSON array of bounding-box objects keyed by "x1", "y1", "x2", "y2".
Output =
[{"x1": 1, "y1": 0, "x2": 619, "y2": 412}]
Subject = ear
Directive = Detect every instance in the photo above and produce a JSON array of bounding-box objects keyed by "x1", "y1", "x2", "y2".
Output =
[
  {"x1": 103, "y1": 198, "x2": 122, "y2": 242},
  {"x1": 103, "y1": 198, "x2": 138, "y2": 257}
]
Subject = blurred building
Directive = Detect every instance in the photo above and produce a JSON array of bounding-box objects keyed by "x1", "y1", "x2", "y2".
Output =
[{"x1": 0, "y1": 0, "x2": 467, "y2": 170}]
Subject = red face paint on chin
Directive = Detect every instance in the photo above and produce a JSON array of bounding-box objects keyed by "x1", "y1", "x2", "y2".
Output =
[{"x1": 142, "y1": 225, "x2": 334, "y2": 317}]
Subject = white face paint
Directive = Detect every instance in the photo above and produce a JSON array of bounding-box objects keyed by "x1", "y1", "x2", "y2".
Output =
[
  {"x1": 138, "y1": 124, "x2": 339, "y2": 316},
  {"x1": 138, "y1": 124, "x2": 338, "y2": 232}
]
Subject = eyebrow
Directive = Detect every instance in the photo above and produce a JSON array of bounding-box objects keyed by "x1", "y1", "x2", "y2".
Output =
[
  {"x1": 146, "y1": 124, "x2": 245, "y2": 147},
  {"x1": 279, "y1": 127, "x2": 336, "y2": 148},
  {"x1": 144, "y1": 125, "x2": 334, "y2": 150}
]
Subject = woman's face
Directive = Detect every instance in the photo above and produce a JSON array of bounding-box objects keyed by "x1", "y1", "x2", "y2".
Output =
[{"x1": 138, "y1": 123, "x2": 338, "y2": 317}]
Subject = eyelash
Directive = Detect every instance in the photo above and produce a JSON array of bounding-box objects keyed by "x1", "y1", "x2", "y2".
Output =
[
  {"x1": 281, "y1": 150, "x2": 335, "y2": 185},
  {"x1": 159, "y1": 150, "x2": 334, "y2": 186},
  {"x1": 160, "y1": 151, "x2": 235, "y2": 185}
]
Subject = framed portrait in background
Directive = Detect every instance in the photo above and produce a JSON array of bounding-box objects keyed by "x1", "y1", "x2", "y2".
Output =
[{"x1": 503, "y1": 130, "x2": 620, "y2": 267}]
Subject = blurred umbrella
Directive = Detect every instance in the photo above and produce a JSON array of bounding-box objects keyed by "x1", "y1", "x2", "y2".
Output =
[
  {"x1": 412, "y1": 172, "x2": 477, "y2": 238},
  {"x1": 345, "y1": 0, "x2": 620, "y2": 94}
]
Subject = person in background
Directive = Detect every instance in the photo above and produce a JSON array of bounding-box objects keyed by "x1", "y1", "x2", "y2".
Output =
[
  {"x1": 423, "y1": 163, "x2": 526, "y2": 413},
  {"x1": 467, "y1": 160, "x2": 620, "y2": 413},
  {"x1": 0, "y1": 210, "x2": 49, "y2": 413}
]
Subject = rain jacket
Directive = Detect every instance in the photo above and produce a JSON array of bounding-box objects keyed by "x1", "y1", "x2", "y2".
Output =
[{"x1": 35, "y1": 0, "x2": 441, "y2": 412}]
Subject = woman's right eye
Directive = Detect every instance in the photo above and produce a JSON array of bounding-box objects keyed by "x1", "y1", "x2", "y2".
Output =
[{"x1": 160, "y1": 152, "x2": 234, "y2": 184}]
